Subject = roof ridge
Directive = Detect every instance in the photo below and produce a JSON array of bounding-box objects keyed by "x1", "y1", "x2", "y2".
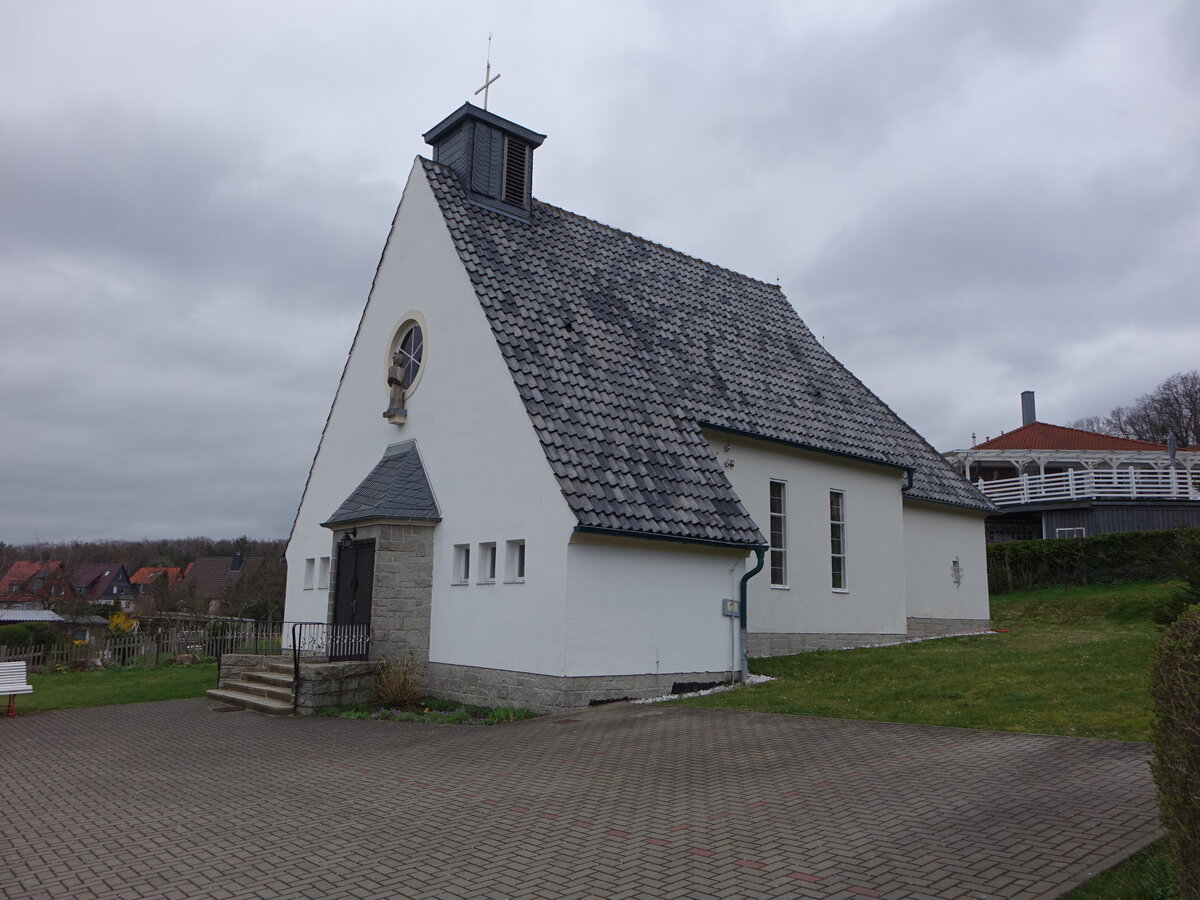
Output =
[
  {"x1": 421, "y1": 157, "x2": 783, "y2": 294},
  {"x1": 973, "y1": 420, "x2": 1168, "y2": 450}
]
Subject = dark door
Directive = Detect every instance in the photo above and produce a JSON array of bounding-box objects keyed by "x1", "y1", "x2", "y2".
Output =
[{"x1": 331, "y1": 540, "x2": 373, "y2": 660}]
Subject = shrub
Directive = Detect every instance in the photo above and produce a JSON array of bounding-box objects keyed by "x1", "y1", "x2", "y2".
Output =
[
  {"x1": 1150, "y1": 603, "x2": 1200, "y2": 898},
  {"x1": 0, "y1": 623, "x2": 32, "y2": 648},
  {"x1": 375, "y1": 655, "x2": 424, "y2": 710},
  {"x1": 23, "y1": 622, "x2": 60, "y2": 646},
  {"x1": 1153, "y1": 529, "x2": 1200, "y2": 627},
  {"x1": 988, "y1": 527, "x2": 1200, "y2": 594},
  {"x1": 107, "y1": 611, "x2": 137, "y2": 637}
]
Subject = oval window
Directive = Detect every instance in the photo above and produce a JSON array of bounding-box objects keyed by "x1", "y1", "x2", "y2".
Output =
[{"x1": 397, "y1": 323, "x2": 423, "y2": 389}]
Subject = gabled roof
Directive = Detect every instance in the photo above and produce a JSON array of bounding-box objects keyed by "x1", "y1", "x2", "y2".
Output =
[
  {"x1": 421, "y1": 159, "x2": 990, "y2": 546},
  {"x1": 324, "y1": 441, "x2": 440, "y2": 527},
  {"x1": 972, "y1": 422, "x2": 1169, "y2": 452},
  {"x1": 181, "y1": 557, "x2": 262, "y2": 602},
  {"x1": 129, "y1": 566, "x2": 184, "y2": 587},
  {"x1": 72, "y1": 563, "x2": 128, "y2": 599},
  {"x1": 1, "y1": 561, "x2": 49, "y2": 594},
  {"x1": 0, "y1": 560, "x2": 67, "y2": 598}
]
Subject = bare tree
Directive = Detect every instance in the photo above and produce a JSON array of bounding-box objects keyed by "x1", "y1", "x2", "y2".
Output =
[
  {"x1": 1068, "y1": 414, "x2": 1116, "y2": 435},
  {"x1": 1071, "y1": 370, "x2": 1200, "y2": 447}
]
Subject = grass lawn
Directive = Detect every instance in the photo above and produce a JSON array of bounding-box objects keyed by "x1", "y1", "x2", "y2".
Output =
[
  {"x1": 15, "y1": 662, "x2": 218, "y2": 714},
  {"x1": 1061, "y1": 839, "x2": 1173, "y2": 899},
  {"x1": 678, "y1": 580, "x2": 1174, "y2": 742}
]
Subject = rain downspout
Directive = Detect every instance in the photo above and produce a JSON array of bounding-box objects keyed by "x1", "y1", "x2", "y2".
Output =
[{"x1": 738, "y1": 547, "x2": 767, "y2": 682}]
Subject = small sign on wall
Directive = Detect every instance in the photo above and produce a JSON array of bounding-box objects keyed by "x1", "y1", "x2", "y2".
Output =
[{"x1": 722, "y1": 598, "x2": 740, "y2": 617}]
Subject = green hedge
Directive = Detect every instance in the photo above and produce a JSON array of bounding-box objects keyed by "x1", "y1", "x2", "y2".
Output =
[
  {"x1": 1151, "y1": 603, "x2": 1200, "y2": 898},
  {"x1": 987, "y1": 528, "x2": 1200, "y2": 594}
]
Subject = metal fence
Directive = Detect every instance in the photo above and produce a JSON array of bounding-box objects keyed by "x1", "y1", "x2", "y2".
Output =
[{"x1": 0, "y1": 620, "x2": 287, "y2": 671}]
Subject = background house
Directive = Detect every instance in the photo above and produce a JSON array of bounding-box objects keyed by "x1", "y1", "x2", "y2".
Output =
[
  {"x1": 0, "y1": 561, "x2": 71, "y2": 610},
  {"x1": 283, "y1": 104, "x2": 992, "y2": 712},
  {"x1": 181, "y1": 555, "x2": 263, "y2": 615},
  {"x1": 946, "y1": 391, "x2": 1200, "y2": 541},
  {"x1": 71, "y1": 563, "x2": 137, "y2": 612}
]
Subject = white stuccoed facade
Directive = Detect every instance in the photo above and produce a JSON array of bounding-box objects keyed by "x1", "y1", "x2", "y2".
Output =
[{"x1": 286, "y1": 162, "x2": 576, "y2": 678}]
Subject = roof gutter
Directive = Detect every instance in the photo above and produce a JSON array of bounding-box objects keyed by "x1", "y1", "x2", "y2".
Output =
[{"x1": 571, "y1": 525, "x2": 764, "y2": 552}]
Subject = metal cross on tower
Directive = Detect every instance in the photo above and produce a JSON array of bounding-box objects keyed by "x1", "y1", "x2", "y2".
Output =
[{"x1": 474, "y1": 33, "x2": 500, "y2": 110}]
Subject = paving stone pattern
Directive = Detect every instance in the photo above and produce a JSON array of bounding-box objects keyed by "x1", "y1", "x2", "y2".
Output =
[{"x1": 2, "y1": 700, "x2": 1159, "y2": 899}]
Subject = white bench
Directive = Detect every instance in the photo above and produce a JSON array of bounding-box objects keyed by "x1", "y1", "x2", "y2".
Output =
[{"x1": 1, "y1": 661, "x2": 33, "y2": 717}]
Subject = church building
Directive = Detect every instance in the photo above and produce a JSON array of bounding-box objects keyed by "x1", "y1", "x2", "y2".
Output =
[{"x1": 283, "y1": 103, "x2": 992, "y2": 712}]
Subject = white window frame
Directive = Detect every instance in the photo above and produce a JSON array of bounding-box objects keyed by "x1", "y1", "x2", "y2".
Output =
[
  {"x1": 769, "y1": 480, "x2": 788, "y2": 588},
  {"x1": 478, "y1": 542, "x2": 497, "y2": 584},
  {"x1": 830, "y1": 490, "x2": 848, "y2": 592},
  {"x1": 1055, "y1": 527, "x2": 1087, "y2": 539},
  {"x1": 317, "y1": 557, "x2": 331, "y2": 591},
  {"x1": 303, "y1": 558, "x2": 315, "y2": 590},
  {"x1": 452, "y1": 544, "x2": 471, "y2": 585},
  {"x1": 505, "y1": 539, "x2": 526, "y2": 583}
]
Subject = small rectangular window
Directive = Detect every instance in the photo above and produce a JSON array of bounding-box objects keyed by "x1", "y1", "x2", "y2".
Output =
[
  {"x1": 453, "y1": 544, "x2": 471, "y2": 584},
  {"x1": 769, "y1": 480, "x2": 787, "y2": 587},
  {"x1": 830, "y1": 490, "x2": 847, "y2": 590},
  {"x1": 317, "y1": 557, "x2": 331, "y2": 590},
  {"x1": 505, "y1": 539, "x2": 526, "y2": 582},
  {"x1": 478, "y1": 543, "x2": 497, "y2": 583},
  {"x1": 1055, "y1": 527, "x2": 1086, "y2": 539},
  {"x1": 303, "y1": 558, "x2": 315, "y2": 590}
]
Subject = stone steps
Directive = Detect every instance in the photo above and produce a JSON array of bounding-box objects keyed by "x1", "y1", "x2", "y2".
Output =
[
  {"x1": 206, "y1": 687, "x2": 294, "y2": 715},
  {"x1": 206, "y1": 664, "x2": 296, "y2": 714}
]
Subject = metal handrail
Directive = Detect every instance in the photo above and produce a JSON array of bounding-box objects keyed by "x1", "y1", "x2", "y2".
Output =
[{"x1": 289, "y1": 622, "x2": 371, "y2": 705}]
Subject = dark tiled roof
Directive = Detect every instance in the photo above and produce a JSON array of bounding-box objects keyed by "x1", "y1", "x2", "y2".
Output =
[
  {"x1": 324, "y1": 441, "x2": 441, "y2": 527},
  {"x1": 973, "y1": 422, "x2": 1170, "y2": 452},
  {"x1": 422, "y1": 159, "x2": 991, "y2": 545},
  {"x1": 71, "y1": 563, "x2": 126, "y2": 598},
  {"x1": 182, "y1": 557, "x2": 262, "y2": 602}
]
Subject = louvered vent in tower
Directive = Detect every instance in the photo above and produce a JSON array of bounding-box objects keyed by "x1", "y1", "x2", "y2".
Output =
[{"x1": 502, "y1": 138, "x2": 528, "y2": 207}]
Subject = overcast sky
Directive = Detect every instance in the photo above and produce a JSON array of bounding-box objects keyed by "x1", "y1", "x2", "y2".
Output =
[{"x1": 3, "y1": 0, "x2": 1198, "y2": 543}]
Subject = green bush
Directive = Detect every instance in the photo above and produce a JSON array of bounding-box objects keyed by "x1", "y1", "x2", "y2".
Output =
[
  {"x1": 988, "y1": 528, "x2": 1200, "y2": 594},
  {"x1": 1151, "y1": 604, "x2": 1200, "y2": 899},
  {"x1": 0, "y1": 623, "x2": 32, "y2": 647},
  {"x1": 1153, "y1": 529, "x2": 1200, "y2": 627},
  {"x1": 22, "y1": 622, "x2": 60, "y2": 646}
]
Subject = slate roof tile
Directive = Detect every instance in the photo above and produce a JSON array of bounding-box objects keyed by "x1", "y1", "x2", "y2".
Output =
[
  {"x1": 422, "y1": 159, "x2": 991, "y2": 546},
  {"x1": 324, "y1": 441, "x2": 441, "y2": 527}
]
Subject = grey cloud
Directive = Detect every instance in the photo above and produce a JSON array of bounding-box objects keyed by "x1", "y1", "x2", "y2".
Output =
[{"x1": 0, "y1": 105, "x2": 396, "y2": 313}]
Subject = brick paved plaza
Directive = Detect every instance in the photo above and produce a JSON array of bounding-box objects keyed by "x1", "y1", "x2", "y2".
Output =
[{"x1": 2, "y1": 699, "x2": 1160, "y2": 899}]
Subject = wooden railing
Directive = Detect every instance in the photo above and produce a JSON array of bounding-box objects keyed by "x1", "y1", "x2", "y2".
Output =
[{"x1": 979, "y1": 468, "x2": 1200, "y2": 507}]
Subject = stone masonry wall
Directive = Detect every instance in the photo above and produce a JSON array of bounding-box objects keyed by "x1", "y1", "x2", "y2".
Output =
[
  {"x1": 294, "y1": 660, "x2": 380, "y2": 716},
  {"x1": 747, "y1": 632, "x2": 908, "y2": 656},
  {"x1": 424, "y1": 662, "x2": 736, "y2": 714},
  {"x1": 748, "y1": 618, "x2": 991, "y2": 657},
  {"x1": 369, "y1": 523, "x2": 434, "y2": 667},
  {"x1": 218, "y1": 653, "x2": 273, "y2": 683},
  {"x1": 906, "y1": 617, "x2": 990, "y2": 638}
]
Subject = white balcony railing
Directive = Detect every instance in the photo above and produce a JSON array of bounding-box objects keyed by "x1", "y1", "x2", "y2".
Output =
[{"x1": 979, "y1": 468, "x2": 1200, "y2": 507}]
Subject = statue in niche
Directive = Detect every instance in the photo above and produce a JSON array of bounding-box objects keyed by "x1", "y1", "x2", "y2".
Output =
[{"x1": 386, "y1": 349, "x2": 406, "y2": 416}]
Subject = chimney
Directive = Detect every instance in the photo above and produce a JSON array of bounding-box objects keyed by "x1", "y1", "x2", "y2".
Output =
[
  {"x1": 231, "y1": 553, "x2": 244, "y2": 572},
  {"x1": 1021, "y1": 390, "x2": 1036, "y2": 426},
  {"x1": 423, "y1": 103, "x2": 546, "y2": 219}
]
